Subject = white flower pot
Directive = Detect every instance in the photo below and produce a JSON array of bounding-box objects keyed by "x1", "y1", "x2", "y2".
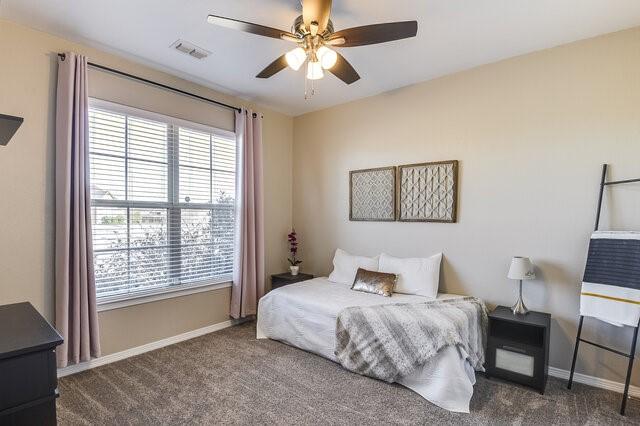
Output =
[{"x1": 290, "y1": 266, "x2": 299, "y2": 276}]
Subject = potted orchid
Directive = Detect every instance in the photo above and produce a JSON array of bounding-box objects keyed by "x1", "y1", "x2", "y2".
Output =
[{"x1": 287, "y1": 229, "x2": 302, "y2": 275}]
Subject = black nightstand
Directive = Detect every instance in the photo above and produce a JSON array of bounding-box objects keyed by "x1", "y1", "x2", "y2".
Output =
[
  {"x1": 485, "y1": 306, "x2": 551, "y2": 394},
  {"x1": 270, "y1": 272, "x2": 314, "y2": 290}
]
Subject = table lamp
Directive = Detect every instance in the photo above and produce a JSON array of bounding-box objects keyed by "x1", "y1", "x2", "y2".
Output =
[{"x1": 508, "y1": 256, "x2": 536, "y2": 315}]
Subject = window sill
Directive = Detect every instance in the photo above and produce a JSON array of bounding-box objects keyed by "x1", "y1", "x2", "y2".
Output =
[{"x1": 96, "y1": 280, "x2": 233, "y2": 312}]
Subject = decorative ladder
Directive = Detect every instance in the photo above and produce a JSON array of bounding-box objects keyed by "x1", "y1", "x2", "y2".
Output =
[{"x1": 567, "y1": 163, "x2": 640, "y2": 415}]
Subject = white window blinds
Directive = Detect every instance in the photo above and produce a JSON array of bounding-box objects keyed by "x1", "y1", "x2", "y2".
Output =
[{"x1": 88, "y1": 100, "x2": 236, "y2": 301}]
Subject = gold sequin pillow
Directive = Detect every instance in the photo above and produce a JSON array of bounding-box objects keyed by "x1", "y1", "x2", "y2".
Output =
[{"x1": 351, "y1": 268, "x2": 397, "y2": 297}]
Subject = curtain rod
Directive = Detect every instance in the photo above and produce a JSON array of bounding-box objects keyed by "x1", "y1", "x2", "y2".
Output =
[{"x1": 57, "y1": 53, "x2": 242, "y2": 113}]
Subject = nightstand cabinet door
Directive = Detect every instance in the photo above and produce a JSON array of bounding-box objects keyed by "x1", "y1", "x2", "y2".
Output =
[{"x1": 486, "y1": 334, "x2": 546, "y2": 391}]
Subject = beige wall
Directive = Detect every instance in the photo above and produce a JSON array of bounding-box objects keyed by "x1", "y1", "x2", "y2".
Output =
[
  {"x1": 293, "y1": 28, "x2": 640, "y2": 384},
  {"x1": 98, "y1": 288, "x2": 230, "y2": 355},
  {"x1": 0, "y1": 19, "x2": 293, "y2": 356}
]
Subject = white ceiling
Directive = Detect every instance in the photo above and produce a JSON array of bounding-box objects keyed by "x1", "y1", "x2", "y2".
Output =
[{"x1": 2, "y1": 0, "x2": 640, "y2": 116}]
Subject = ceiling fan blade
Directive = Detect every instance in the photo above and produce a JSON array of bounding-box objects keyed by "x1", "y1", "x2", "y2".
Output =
[
  {"x1": 302, "y1": 0, "x2": 332, "y2": 34},
  {"x1": 329, "y1": 53, "x2": 360, "y2": 85},
  {"x1": 328, "y1": 21, "x2": 418, "y2": 47},
  {"x1": 207, "y1": 15, "x2": 297, "y2": 41},
  {"x1": 256, "y1": 55, "x2": 289, "y2": 79}
]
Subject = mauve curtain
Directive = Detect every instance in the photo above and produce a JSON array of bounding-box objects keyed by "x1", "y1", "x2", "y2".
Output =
[
  {"x1": 55, "y1": 52, "x2": 101, "y2": 367},
  {"x1": 231, "y1": 109, "x2": 265, "y2": 319}
]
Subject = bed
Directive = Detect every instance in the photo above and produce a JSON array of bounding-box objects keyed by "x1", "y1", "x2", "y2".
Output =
[{"x1": 256, "y1": 277, "x2": 480, "y2": 413}]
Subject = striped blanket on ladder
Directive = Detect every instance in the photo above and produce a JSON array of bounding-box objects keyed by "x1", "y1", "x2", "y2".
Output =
[{"x1": 581, "y1": 231, "x2": 640, "y2": 327}]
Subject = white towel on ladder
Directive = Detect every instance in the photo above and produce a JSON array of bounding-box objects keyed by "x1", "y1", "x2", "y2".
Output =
[{"x1": 580, "y1": 231, "x2": 640, "y2": 327}]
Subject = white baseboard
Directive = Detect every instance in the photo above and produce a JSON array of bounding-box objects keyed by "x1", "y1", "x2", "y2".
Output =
[
  {"x1": 548, "y1": 366, "x2": 640, "y2": 398},
  {"x1": 58, "y1": 319, "x2": 240, "y2": 378}
]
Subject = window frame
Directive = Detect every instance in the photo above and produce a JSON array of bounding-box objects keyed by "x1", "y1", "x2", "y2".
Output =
[{"x1": 89, "y1": 98, "x2": 236, "y2": 309}]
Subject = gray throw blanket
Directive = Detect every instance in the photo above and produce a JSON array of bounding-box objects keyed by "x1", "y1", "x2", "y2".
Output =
[{"x1": 335, "y1": 297, "x2": 487, "y2": 383}]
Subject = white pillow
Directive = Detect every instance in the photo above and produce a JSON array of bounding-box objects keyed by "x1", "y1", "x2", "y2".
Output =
[
  {"x1": 378, "y1": 253, "x2": 442, "y2": 298},
  {"x1": 328, "y1": 248, "x2": 379, "y2": 285}
]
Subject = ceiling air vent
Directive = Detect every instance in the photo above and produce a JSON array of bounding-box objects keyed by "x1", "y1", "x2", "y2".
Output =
[{"x1": 171, "y1": 40, "x2": 211, "y2": 60}]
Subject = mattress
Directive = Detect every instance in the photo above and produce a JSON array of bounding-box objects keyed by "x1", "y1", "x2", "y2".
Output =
[{"x1": 256, "y1": 277, "x2": 478, "y2": 413}]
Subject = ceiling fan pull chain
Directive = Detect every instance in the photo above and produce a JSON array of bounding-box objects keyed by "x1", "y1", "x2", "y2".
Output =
[
  {"x1": 305, "y1": 76, "x2": 316, "y2": 100},
  {"x1": 304, "y1": 74, "x2": 309, "y2": 99}
]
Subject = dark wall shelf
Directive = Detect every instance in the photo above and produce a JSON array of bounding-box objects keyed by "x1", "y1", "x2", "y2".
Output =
[{"x1": 0, "y1": 113, "x2": 24, "y2": 146}]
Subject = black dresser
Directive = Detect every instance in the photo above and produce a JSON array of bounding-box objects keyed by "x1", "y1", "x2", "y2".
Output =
[{"x1": 0, "y1": 302, "x2": 63, "y2": 425}]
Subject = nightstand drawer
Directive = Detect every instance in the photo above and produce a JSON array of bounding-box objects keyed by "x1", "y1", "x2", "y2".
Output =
[
  {"x1": 495, "y1": 347, "x2": 534, "y2": 377},
  {"x1": 486, "y1": 340, "x2": 545, "y2": 389}
]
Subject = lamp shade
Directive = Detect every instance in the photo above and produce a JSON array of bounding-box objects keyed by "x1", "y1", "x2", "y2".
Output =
[{"x1": 508, "y1": 256, "x2": 535, "y2": 280}]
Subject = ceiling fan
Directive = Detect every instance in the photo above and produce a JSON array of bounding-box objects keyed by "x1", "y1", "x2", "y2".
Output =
[{"x1": 207, "y1": 0, "x2": 417, "y2": 88}]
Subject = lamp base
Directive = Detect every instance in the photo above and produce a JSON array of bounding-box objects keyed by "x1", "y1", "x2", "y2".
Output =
[
  {"x1": 511, "y1": 297, "x2": 529, "y2": 315},
  {"x1": 512, "y1": 279, "x2": 529, "y2": 315}
]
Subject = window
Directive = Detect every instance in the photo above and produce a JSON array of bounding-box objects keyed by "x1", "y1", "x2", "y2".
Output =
[{"x1": 88, "y1": 100, "x2": 236, "y2": 302}]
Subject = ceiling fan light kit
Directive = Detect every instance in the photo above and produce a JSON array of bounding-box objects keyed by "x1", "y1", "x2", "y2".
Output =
[
  {"x1": 279, "y1": 17, "x2": 339, "y2": 89},
  {"x1": 207, "y1": 0, "x2": 418, "y2": 98}
]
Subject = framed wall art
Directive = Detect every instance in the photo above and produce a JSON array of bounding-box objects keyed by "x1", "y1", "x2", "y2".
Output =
[
  {"x1": 397, "y1": 160, "x2": 458, "y2": 223},
  {"x1": 349, "y1": 166, "x2": 396, "y2": 221}
]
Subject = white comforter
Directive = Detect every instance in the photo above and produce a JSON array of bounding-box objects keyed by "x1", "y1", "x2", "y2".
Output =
[{"x1": 257, "y1": 277, "x2": 478, "y2": 413}]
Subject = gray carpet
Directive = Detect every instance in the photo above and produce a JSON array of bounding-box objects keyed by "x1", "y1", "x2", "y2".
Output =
[{"x1": 57, "y1": 322, "x2": 640, "y2": 425}]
